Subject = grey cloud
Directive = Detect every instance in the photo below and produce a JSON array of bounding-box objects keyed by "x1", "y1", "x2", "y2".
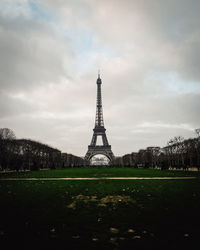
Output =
[
  {"x1": 0, "y1": 11, "x2": 74, "y2": 92},
  {"x1": 85, "y1": 0, "x2": 200, "y2": 82},
  {"x1": 0, "y1": 92, "x2": 40, "y2": 118},
  {"x1": 106, "y1": 93, "x2": 200, "y2": 126}
]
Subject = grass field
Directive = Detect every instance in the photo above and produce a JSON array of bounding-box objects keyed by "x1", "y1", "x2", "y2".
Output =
[
  {"x1": 0, "y1": 167, "x2": 199, "y2": 178},
  {"x1": 0, "y1": 168, "x2": 200, "y2": 250}
]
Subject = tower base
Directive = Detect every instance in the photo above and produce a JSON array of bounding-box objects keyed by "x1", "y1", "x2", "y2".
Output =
[{"x1": 85, "y1": 145, "x2": 115, "y2": 162}]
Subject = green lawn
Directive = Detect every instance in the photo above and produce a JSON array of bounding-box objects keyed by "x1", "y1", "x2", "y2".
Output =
[
  {"x1": 0, "y1": 168, "x2": 200, "y2": 249},
  {"x1": 0, "y1": 167, "x2": 199, "y2": 178}
]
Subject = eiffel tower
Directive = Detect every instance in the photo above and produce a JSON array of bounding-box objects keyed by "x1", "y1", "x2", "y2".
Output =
[{"x1": 85, "y1": 73, "x2": 115, "y2": 162}]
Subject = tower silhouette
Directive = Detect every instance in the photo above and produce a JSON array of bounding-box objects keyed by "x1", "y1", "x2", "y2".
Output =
[{"x1": 85, "y1": 73, "x2": 115, "y2": 162}]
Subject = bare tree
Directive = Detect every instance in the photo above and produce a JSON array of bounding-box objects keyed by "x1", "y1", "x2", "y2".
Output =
[
  {"x1": 195, "y1": 128, "x2": 200, "y2": 137},
  {"x1": 0, "y1": 128, "x2": 16, "y2": 170},
  {"x1": 0, "y1": 128, "x2": 16, "y2": 140}
]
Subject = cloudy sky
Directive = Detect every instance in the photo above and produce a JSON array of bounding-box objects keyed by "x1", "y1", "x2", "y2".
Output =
[{"x1": 0, "y1": 0, "x2": 200, "y2": 156}]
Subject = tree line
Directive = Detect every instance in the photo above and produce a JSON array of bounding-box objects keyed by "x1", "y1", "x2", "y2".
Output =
[
  {"x1": 112, "y1": 129, "x2": 200, "y2": 170},
  {"x1": 1, "y1": 128, "x2": 200, "y2": 171},
  {"x1": 0, "y1": 128, "x2": 87, "y2": 171}
]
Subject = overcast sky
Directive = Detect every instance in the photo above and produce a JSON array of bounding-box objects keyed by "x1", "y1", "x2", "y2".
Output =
[{"x1": 0, "y1": 0, "x2": 200, "y2": 156}]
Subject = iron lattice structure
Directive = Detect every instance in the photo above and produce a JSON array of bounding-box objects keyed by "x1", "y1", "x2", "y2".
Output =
[{"x1": 85, "y1": 73, "x2": 115, "y2": 162}]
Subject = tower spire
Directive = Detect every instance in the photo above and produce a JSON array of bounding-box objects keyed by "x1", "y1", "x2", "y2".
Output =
[
  {"x1": 98, "y1": 69, "x2": 100, "y2": 79},
  {"x1": 95, "y1": 71, "x2": 103, "y2": 127}
]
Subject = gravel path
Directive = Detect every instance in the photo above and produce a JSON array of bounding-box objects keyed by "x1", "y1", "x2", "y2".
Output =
[{"x1": 0, "y1": 177, "x2": 197, "y2": 181}]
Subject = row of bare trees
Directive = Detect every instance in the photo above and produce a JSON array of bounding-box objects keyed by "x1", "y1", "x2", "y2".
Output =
[
  {"x1": 112, "y1": 130, "x2": 200, "y2": 170},
  {"x1": 62, "y1": 153, "x2": 86, "y2": 168},
  {"x1": 0, "y1": 128, "x2": 86, "y2": 171},
  {"x1": 163, "y1": 134, "x2": 200, "y2": 170},
  {"x1": 1, "y1": 127, "x2": 200, "y2": 170}
]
